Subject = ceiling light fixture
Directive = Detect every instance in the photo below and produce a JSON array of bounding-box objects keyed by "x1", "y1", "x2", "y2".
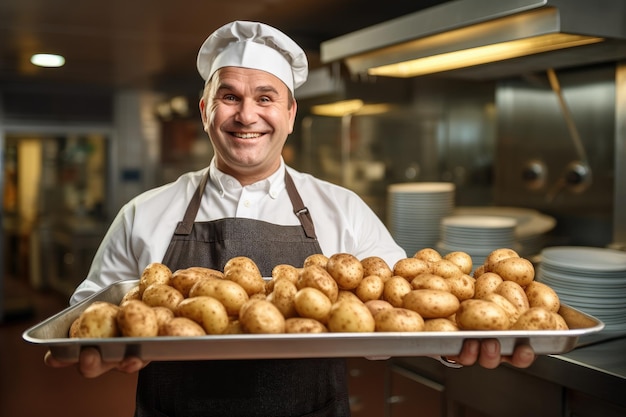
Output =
[
  {"x1": 321, "y1": 0, "x2": 626, "y2": 79},
  {"x1": 30, "y1": 53, "x2": 66, "y2": 68},
  {"x1": 368, "y1": 33, "x2": 603, "y2": 78}
]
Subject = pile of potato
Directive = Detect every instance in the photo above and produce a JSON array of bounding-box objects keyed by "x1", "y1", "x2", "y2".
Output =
[{"x1": 69, "y1": 248, "x2": 571, "y2": 338}]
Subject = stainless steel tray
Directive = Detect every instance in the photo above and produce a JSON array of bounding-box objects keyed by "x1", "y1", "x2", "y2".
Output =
[{"x1": 23, "y1": 280, "x2": 605, "y2": 362}]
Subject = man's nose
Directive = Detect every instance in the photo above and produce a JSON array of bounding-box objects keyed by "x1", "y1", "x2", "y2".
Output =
[{"x1": 235, "y1": 99, "x2": 258, "y2": 125}]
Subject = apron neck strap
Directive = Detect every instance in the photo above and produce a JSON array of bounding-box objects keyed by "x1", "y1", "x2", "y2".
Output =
[
  {"x1": 174, "y1": 167, "x2": 318, "y2": 240},
  {"x1": 174, "y1": 169, "x2": 210, "y2": 235},
  {"x1": 284, "y1": 171, "x2": 317, "y2": 239}
]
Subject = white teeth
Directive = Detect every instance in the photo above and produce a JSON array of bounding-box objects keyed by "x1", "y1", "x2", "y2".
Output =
[{"x1": 233, "y1": 132, "x2": 261, "y2": 139}]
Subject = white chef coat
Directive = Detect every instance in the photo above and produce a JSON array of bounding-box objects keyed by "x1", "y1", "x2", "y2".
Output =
[{"x1": 70, "y1": 158, "x2": 407, "y2": 304}]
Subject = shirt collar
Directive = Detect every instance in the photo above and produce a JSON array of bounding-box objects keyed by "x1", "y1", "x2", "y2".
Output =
[{"x1": 208, "y1": 157, "x2": 285, "y2": 199}]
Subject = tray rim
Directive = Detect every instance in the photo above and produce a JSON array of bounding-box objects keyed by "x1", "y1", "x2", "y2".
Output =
[{"x1": 22, "y1": 279, "x2": 606, "y2": 362}]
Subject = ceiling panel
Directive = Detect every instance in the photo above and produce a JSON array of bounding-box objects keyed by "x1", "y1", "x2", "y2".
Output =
[{"x1": 0, "y1": 0, "x2": 447, "y2": 93}]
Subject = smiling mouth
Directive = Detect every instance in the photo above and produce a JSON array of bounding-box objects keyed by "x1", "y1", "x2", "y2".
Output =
[{"x1": 232, "y1": 132, "x2": 262, "y2": 139}]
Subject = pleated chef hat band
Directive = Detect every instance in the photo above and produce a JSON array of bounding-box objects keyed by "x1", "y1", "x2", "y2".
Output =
[{"x1": 197, "y1": 20, "x2": 309, "y2": 94}]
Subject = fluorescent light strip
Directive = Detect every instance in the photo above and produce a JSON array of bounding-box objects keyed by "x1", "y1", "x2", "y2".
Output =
[
  {"x1": 30, "y1": 53, "x2": 66, "y2": 68},
  {"x1": 368, "y1": 34, "x2": 604, "y2": 78}
]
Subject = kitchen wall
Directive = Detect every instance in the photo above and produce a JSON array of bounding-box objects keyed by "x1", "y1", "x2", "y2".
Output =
[{"x1": 292, "y1": 62, "x2": 621, "y2": 251}]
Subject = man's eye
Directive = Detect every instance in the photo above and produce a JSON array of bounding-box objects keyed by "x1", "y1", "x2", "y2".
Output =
[
  {"x1": 223, "y1": 95, "x2": 238, "y2": 102},
  {"x1": 259, "y1": 96, "x2": 271, "y2": 103}
]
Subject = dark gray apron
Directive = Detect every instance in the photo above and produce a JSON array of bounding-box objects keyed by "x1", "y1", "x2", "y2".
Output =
[{"x1": 135, "y1": 169, "x2": 350, "y2": 417}]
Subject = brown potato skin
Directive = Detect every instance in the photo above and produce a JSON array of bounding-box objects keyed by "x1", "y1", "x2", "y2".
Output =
[
  {"x1": 284, "y1": 318, "x2": 328, "y2": 333},
  {"x1": 326, "y1": 253, "x2": 364, "y2": 290},
  {"x1": 158, "y1": 317, "x2": 206, "y2": 336},
  {"x1": 492, "y1": 257, "x2": 535, "y2": 287},
  {"x1": 511, "y1": 307, "x2": 558, "y2": 330},
  {"x1": 142, "y1": 284, "x2": 184, "y2": 311},
  {"x1": 403, "y1": 289, "x2": 460, "y2": 319},
  {"x1": 75, "y1": 301, "x2": 121, "y2": 338},
  {"x1": 413, "y1": 248, "x2": 442, "y2": 263},
  {"x1": 117, "y1": 299, "x2": 159, "y2": 337},
  {"x1": 240, "y1": 300, "x2": 285, "y2": 334},
  {"x1": 525, "y1": 281, "x2": 560, "y2": 312},
  {"x1": 355, "y1": 275, "x2": 384, "y2": 302},
  {"x1": 360, "y1": 256, "x2": 393, "y2": 282},
  {"x1": 327, "y1": 300, "x2": 375, "y2": 333},
  {"x1": 393, "y1": 257, "x2": 430, "y2": 280},
  {"x1": 382, "y1": 276, "x2": 413, "y2": 307},
  {"x1": 139, "y1": 263, "x2": 172, "y2": 296},
  {"x1": 374, "y1": 308, "x2": 425, "y2": 332},
  {"x1": 456, "y1": 299, "x2": 509, "y2": 330},
  {"x1": 423, "y1": 318, "x2": 459, "y2": 332}
]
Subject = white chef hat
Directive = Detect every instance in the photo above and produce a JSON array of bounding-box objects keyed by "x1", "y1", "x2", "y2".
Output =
[{"x1": 197, "y1": 20, "x2": 308, "y2": 94}]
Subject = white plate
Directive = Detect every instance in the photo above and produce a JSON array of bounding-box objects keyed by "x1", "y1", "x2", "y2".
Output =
[{"x1": 541, "y1": 246, "x2": 626, "y2": 272}]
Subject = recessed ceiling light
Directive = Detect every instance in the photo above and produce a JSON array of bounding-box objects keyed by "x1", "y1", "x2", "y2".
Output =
[{"x1": 30, "y1": 53, "x2": 66, "y2": 68}]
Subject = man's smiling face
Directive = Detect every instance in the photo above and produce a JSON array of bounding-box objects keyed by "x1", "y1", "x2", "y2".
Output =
[{"x1": 200, "y1": 66, "x2": 297, "y2": 184}]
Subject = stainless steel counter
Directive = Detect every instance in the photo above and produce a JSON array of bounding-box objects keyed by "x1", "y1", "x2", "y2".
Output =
[{"x1": 528, "y1": 335, "x2": 626, "y2": 408}]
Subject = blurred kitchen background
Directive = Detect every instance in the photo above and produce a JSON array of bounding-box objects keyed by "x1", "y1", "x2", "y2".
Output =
[{"x1": 3, "y1": 0, "x2": 624, "y2": 302}]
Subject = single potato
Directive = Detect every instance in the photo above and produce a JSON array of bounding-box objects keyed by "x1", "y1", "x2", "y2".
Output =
[
  {"x1": 403, "y1": 289, "x2": 460, "y2": 319},
  {"x1": 75, "y1": 301, "x2": 121, "y2": 338},
  {"x1": 355, "y1": 275, "x2": 385, "y2": 302},
  {"x1": 393, "y1": 257, "x2": 430, "y2": 280},
  {"x1": 297, "y1": 265, "x2": 339, "y2": 302},
  {"x1": 170, "y1": 268, "x2": 215, "y2": 298},
  {"x1": 455, "y1": 299, "x2": 509, "y2": 330},
  {"x1": 473, "y1": 272, "x2": 504, "y2": 299},
  {"x1": 446, "y1": 274, "x2": 475, "y2": 301},
  {"x1": 267, "y1": 278, "x2": 298, "y2": 318},
  {"x1": 303, "y1": 253, "x2": 329, "y2": 269},
  {"x1": 413, "y1": 248, "x2": 442, "y2": 263},
  {"x1": 430, "y1": 259, "x2": 463, "y2": 279},
  {"x1": 444, "y1": 251, "x2": 473, "y2": 275},
  {"x1": 484, "y1": 248, "x2": 519, "y2": 272},
  {"x1": 327, "y1": 300, "x2": 375, "y2": 333},
  {"x1": 117, "y1": 299, "x2": 159, "y2": 337},
  {"x1": 158, "y1": 317, "x2": 206, "y2": 336},
  {"x1": 423, "y1": 318, "x2": 459, "y2": 332},
  {"x1": 224, "y1": 266, "x2": 266, "y2": 297},
  {"x1": 139, "y1": 262, "x2": 172, "y2": 296},
  {"x1": 525, "y1": 281, "x2": 560, "y2": 312},
  {"x1": 175, "y1": 296, "x2": 229, "y2": 335},
  {"x1": 152, "y1": 306, "x2": 175, "y2": 328},
  {"x1": 495, "y1": 281, "x2": 530, "y2": 313},
  {"x1": 481, "y1": 292, "x2": 520, "y2": 328},
  {"x1": 284, "y1": 317, "x2": 328, "y2": 333},
  {"x1": 374, "y1": 307, "x2": 425, "y2": 332},
  {"x1": 360, "y1": 256, "x2": 393, "y2": 282},
  {"x1": 271, "y1": 264, "x2": 300, "y2": 285},
  {"x1": 492, "y1": 257, "x2": 535, "y2": 287},
  {"x1": 142, "y1": 283, "x2": 184, "y2": 311},
  {"x1": 326, "y1": 253, "x2": 364, "y2": 290},
  {"x1": 240, "y1": 299, "x2": 286, "y2": 334},
  {"x1": 223, "y1": 256, "x2": 262, "y2": 278},
  {"x1": 511, "y1": 307, "x2": 558, "y2": 330},
  {"x1": 382, "y1": 276, "x2": 413, "y2": 307},
  {"x1": 411, "y1": 273, "x2": 450, "y2": 292},
  {"x1": 294, "y1": 287, "x2": 333, "y2": 324},
  {"x1": 364, "y1": 299, "x2": 394, "y2": 317},
  {"x1": 190, "y1": 278, "x2": 249, "y2": 317}
]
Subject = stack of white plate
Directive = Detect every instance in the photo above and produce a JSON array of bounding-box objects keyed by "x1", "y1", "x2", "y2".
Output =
[
  {"x1": 387, "y1": 182, "x2": 455, "y2": 257},
  {"x1": 537, "y1": 246, "x2": 626, "y2": 333},
  {"x1": 437, "y1": 215, "x2": 517, "y2": 268},
  {"x1": 452, "y1": 206, "x2": 556, "y2": 257}
]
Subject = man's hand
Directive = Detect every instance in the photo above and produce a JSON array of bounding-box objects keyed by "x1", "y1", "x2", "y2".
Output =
[
  {"x1": 44, "y1": 347, "x2": 148, "y2": 378},
  {"x1": 447, "y1": 339, "x2": 536, "y2": 369}
]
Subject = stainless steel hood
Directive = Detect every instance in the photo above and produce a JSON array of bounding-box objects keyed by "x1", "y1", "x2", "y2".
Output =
[{"x1": 320, "y1": 0, "x2": 626, "y2": 80}]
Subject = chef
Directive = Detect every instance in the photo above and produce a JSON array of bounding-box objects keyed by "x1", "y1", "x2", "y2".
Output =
[{"x1": 45, "y1": 20, "x2": 536, "y2": 416}]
